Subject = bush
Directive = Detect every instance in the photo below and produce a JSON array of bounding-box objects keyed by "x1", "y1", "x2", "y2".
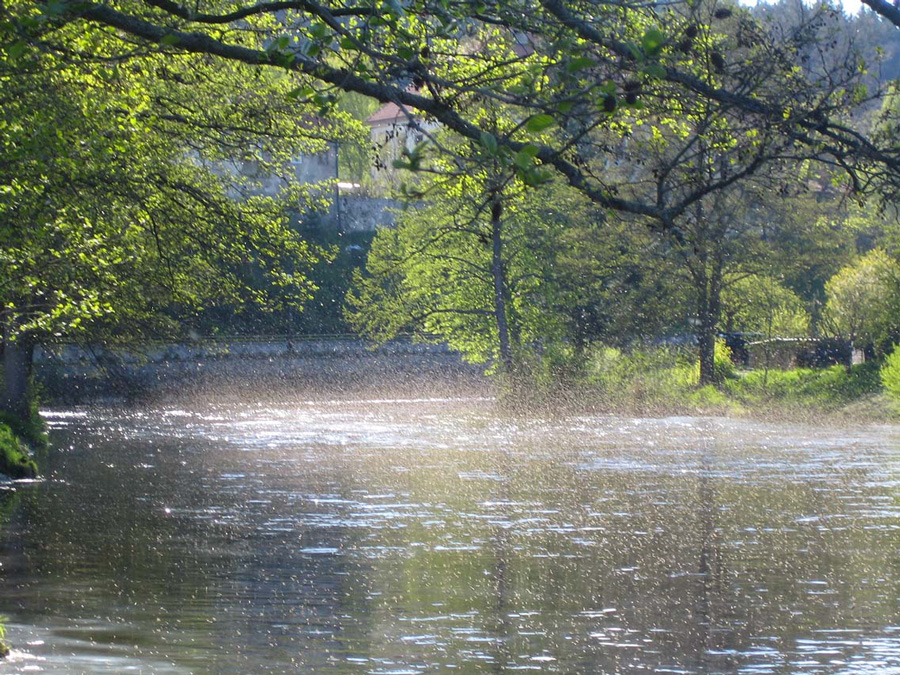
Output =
[
  {"x1": 713, "y1": 338, "x2": 735, "y2": 381},
  {"x1": 881, "y1": 345, "x2": 900, "y2": 404},
  {"x1": 0, "y1": 387, "x2": 47, "y2": 449},
  {"x1": 691, "y1": 338, "x2": 735, "y2": 383},
  {"x1": 583, "y1": 344, "x2": 698, "y2": 407},
  {"x1": 575, "y1": 340, "x2": 886, "y2": 415},
  {"x1": 532, "y1": 342, "x2": 582, "y2": 389},
  {"x1": 0, "y1": 424, "x2": 37, "y2": 479},
  {"x1": 688, "y1": 384, "x2": 732, "y2": 409}
]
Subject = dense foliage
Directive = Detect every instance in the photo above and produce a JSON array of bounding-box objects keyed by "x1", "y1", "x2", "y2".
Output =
[
  {"x1": 6, "y1": 0, "x2": 900, "y2": 410},
  {"x1": 0, "y1": 0, "x2": 367, "y2": 417}
]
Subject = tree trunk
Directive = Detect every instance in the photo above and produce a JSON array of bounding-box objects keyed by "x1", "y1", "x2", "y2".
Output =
[
  {"x1": 2, "y1": 313, "x2": 33, "y2": 423},
  {"x1": 490, "y1": 194, "x2": 514, "y2": 373},
  {"x1": 697, "y1": 314, "x2": 717, "y2": 386},
  {"x1": 697, "y1": 267, "x2": 723, "y2": 386}
]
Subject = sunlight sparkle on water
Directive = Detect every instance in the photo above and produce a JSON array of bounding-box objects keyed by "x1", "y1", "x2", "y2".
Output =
[{"x1": 4, "y1": 400, "x2": 900, "y2": 672}]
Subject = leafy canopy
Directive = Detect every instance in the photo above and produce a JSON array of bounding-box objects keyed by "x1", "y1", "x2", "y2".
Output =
[{"x1": 0, "y1": 4, "x2": 365, "y2": 343}]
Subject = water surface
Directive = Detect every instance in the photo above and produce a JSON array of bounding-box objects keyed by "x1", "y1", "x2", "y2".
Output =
[{"x1": 2, "y1": 399, "x2": 900, "y2": 672}]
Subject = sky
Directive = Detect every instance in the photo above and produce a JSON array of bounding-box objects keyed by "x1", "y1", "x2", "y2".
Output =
[{"x1": 741, "y1": 0, "x2": 864, "y2": 15}]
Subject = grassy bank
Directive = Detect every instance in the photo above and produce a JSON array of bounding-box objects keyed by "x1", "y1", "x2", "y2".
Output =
[
  {"x1": 519, "y1": 344, "x2": 892, "y2": 421},
  {"x1": 722, "y1": 362, "x2": 885, "y2": 417},
  {"x1": 0, "y1": 423, "x2": 38, "y2": 479},
  {"x1": 0, "y1": 617, "x2": 8, "y2": 659}
]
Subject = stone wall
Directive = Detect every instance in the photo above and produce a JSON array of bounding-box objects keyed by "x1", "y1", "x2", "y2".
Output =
[{"x1": 35, "y1": 338, "x2": 489, "y2": 404}]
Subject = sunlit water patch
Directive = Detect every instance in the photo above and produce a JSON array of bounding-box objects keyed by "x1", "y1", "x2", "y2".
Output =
[{"x1": 3, "y1": 402, "x2": 900, "y2": 672}]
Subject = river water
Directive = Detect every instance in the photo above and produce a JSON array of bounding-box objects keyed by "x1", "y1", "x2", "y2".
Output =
[{"x1": 2, "y1": 398, "x2": 900, "y2": 673}]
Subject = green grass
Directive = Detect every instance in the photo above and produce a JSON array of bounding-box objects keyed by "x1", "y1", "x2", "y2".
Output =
[
  {"x1": 514, "y1": 342, "x2": 892, "y2": 419},
  {"x1": 0, "y1": 424, "x2": 37, "y2": 479},
  {"x1": 0, "y1": 404, "x2": 47, "y2": 449},
  {"x1": 575, "y1": 344, "x2": 739, "y2": 413},
  {"x1": 723, "y1": 362, "x2": 882, "y2": 408},
  {"x1": 567, "y1": 344, "x2": 888, "y2": 418},
  {"x1": 0, "y1": 612, "x2": 8, "y2": 658}
]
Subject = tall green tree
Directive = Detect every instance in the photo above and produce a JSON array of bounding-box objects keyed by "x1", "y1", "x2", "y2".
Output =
[
  {"x1": 822, "y1": 248, "x2": 900, "y2": 358},
  {"x1": 722, "y1": 276, "x2": 811, "y2": 338},
  {"x1": 0, "y1": 11, "x2": 363, "y2": 420},
  {"x1": 347, "y1": 147, "x2": 589, "y2": 372}
]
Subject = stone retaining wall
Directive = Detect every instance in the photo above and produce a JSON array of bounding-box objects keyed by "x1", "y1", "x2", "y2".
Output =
[{"x1": 35, "y1": 338, "x2": 489, "y2": 404}]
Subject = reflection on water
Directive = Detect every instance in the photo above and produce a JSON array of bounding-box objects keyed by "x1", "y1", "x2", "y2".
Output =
[{"x1": 2, "y1": 399, "x2": 900, "y2": 672}]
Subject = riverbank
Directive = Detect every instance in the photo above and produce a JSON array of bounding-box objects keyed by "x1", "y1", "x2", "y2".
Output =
[
  {"x1": 0, "y1": 425, "x2": 37, "y2": 480},
  {"x1": 508, "y1": 346, "x2": 895, "y2": 423},
  {"x1": 29, "y1": 338, "x2": 898, "y2": 423}
]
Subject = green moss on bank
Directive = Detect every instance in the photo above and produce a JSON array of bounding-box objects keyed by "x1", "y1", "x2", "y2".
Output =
[{"x1": 0, "y1": 424, "x2": 37, "y2": 479}]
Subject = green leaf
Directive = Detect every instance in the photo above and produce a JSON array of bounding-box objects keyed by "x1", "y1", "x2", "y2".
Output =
[
  {"x1": 160, "y1": 34, "x2": 180, "y2": 47},
  {"x1": 624, "y1": 41, "x2": 643, "y2": 62},
  {"x1": 566, "y1": 56, "x2": 595, "y2": 73},
  {"x1": 286, "y1": 85, "x2": 315, "y2": 100},
  {"x1": 599, "y1": 80, "x2": 616, "y2": 95},
  {"x1": 43, "y1": 0, "x2": 67, "y2": 17},
  {"x1": 6, "y1": 40, "x2": 26, "y2": 59},
  {"x1": 520, "y1": 144, "x2": 540, "y2": 157},
  {"x1": 480, "y1": 132, "x2": 498, "y2": 154},
  {"x1": 520, "y1": 168, "x2": 552, "y2": 187},
  {"x1": 641, "y1": 28, "x2": 666, "y2": 57},
  {"x1": 525, "y1": 114, "x2": 555, "y2": 133},
  {"x1": 513, "y1": 150, "x2": 533, "y2": 171},
  {"x1": 642, "y1": 63, "x2": 666, "y2": 79}
]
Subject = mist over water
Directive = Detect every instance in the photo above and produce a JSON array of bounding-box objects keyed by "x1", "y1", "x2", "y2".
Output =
[{"x1": 2, "y1": 394, "x2": 900, "y2": 672}]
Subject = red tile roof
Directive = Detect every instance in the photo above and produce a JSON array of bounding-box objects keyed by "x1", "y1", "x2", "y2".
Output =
[{"x1": 367, "y1": 101, "x2": 409, "y2": 125}]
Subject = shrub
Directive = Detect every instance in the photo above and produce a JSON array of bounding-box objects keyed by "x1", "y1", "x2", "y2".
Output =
[
  {"x1": 881, "y1": 345, "x2": 900, "y2": 404},
  {"x1": 583, "y1": 343, "x2": 698, "y2": 407},
  {"x1": 533, "y1": 342, "x2": 581, "y2": 389},
  {"x1": 688, "y1": 338, "x2": 734, "y2": 384},
  {"x1": 688, "y1": 384, "x2": 731, "y2": 409},
  {"x1": 0, "y1": 378, "x2": 46, "y2": 449},
  {"x1": 713, "y1": 338, "x2": 735, "y2": 382},
  {"x1": 0, "y1": 424, "x2": 37, "y2": 479}
]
